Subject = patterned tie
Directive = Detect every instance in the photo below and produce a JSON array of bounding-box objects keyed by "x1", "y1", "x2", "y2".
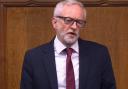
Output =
[{"x1": 66, "y1": 48, "x2": 75, "y2": 89}]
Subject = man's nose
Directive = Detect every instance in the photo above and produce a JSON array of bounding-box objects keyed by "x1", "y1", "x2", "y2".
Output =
[{"x1": 70, "y1": 21, "x2": 77, "y2": 29}]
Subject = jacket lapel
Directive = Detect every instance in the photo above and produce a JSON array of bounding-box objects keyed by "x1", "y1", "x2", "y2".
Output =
[
  {"x1": 79, "y1": 39, "x2": 91, "y2": 89},
  {"x1": 41, "y1": 40, "x2": 58, "y2": 89}
]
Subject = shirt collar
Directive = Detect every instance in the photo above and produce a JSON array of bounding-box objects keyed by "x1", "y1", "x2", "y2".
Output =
[{"x1": 54, "y1": 36, "x2": 79, "y2": 54}]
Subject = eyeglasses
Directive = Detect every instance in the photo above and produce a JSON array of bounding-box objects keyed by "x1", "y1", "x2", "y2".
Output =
[{"x1": 56, "y1": 16, "x2": 86, "y2": 28}]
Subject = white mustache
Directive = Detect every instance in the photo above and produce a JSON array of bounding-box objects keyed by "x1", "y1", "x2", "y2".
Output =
[
  {"x1": 67, "y1": 32, "x2": 76, "y2": 35},
  {"x1": 66, "y1": 29, "x2": 77, "y2": 34}
]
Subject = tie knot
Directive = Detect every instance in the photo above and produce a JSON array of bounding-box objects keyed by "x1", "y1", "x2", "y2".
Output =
[{"x1": 66, "y1": 48, "x2": 73, "y2": 56}]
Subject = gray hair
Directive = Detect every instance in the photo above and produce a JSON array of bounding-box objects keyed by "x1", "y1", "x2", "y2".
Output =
[{"x1": 53, "y1": 0, "x2": 86, "y2": 19}]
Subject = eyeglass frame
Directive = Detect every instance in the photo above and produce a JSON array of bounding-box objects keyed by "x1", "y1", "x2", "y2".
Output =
[{"x1": 55, "y1": 16, "x2": 86, "y2": 28}]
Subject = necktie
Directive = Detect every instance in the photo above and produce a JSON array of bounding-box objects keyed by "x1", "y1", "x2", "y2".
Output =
[{"x1": 66, "y1": 48, "x2": 75, "y2": 89}]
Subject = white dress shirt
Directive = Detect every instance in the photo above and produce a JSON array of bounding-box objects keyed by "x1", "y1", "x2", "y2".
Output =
[{"x1": 54, "y1": 36, "x2": 79, "y2": 89}]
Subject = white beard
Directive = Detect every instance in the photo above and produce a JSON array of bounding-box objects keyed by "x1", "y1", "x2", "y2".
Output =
[{"x1": 63, "y1": 33, "x2": 79, "y2": 46}]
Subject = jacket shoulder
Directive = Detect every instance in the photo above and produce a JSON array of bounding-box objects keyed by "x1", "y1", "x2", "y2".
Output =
[{"x1": 79, "y1": 39, "x2": 108, "y2": 49}]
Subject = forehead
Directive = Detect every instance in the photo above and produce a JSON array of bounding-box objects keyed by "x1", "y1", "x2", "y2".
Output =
[{"x1": 61, "y1": 4, "x2": 85, "y2": 19}]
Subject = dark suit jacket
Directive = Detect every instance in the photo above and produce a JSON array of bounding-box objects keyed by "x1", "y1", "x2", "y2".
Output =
[{"x1": 20, "y1": 38, "x2": 116, "y2": 89}]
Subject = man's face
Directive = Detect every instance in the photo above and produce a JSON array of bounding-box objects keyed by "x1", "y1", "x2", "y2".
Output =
[{"x1": 52, "y1": 4, "x2": 86, "y2": 46}]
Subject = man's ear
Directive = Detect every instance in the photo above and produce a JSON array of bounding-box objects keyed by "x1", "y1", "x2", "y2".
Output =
[
  {"x1": 52, "y1": 17, "x2": 57, "y2": 28},
  {"x1": 52, "y1": 17, "x2": 57, "y2": 23}
]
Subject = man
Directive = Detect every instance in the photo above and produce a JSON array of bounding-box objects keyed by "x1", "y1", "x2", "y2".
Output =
[{"x1": 20, "y1": 0, "x2": 116, "y2": 89}]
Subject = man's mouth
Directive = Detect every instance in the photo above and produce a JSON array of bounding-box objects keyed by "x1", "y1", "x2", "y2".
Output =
[{"x1": 67, "y1": 32, "x2": 76, "y2": 36}]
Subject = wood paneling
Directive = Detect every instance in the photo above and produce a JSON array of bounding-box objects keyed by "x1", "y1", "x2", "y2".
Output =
[
  {"x1": 1, "y1": 0, "x2": 128, "y2": 7},
  {"x1": 109, "y1": 0, "x2": 128, "y2": 1},
  {"x1": 35, "y1": 0, "x2": 100, "y2": 1},
  {"x1": 6, "y1": 8, "x2": 27, "y2": 89},
  {"x1": 0, "y1": 0, "x2": 29, "y2": 2},
  {"x1": 0, "y1": 0, "x2": 100, "y2": 2},
  {"x1": 0, "y1": 4, "x2": 6, "y2": 89}
]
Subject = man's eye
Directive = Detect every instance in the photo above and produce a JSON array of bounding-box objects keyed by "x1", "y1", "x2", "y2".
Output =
[
  {"x1": 78, "y1": 21, "x2": 84, "y2": 24},
  {"x1": 78, "y1": 21, "x2": 83, "y2": 24},
  {"x1": 65, "y1": 18, "x2": 73, "y2": 23},
  {"x1": 66, "y1": 19, "x2": 72, "y2": 21}
]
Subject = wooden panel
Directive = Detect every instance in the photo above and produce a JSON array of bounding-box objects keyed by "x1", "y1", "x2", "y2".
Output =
[
  {"x1": 109, "y1": 0, "x2": 128, "y2": 1},
  {"x1": 0, "y1": 0, "x2": 100, "y2": 2},
  {"x1": 116, "y1": 8, "x2": 128, "y2": 89},
  {"x1": 1, "y1": 0, "x2": 128, "y2": 7},
  {"x1": 0, "y1": 0, "x2": 29, "y2": 2},
  {"x1": 6, "y1": 8, "x2": 27, "y2": 89},
  {"x1": 35, "y1": 0, "x2": 100, "y2": 1},
  {"x1": 0, "y1": 4, "x2": 6, "y2": 89}
]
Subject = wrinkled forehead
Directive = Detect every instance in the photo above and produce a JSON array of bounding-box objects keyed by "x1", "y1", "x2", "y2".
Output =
[{"x1": 61, "y1": 4, "x2": 86, "y2": 20}]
